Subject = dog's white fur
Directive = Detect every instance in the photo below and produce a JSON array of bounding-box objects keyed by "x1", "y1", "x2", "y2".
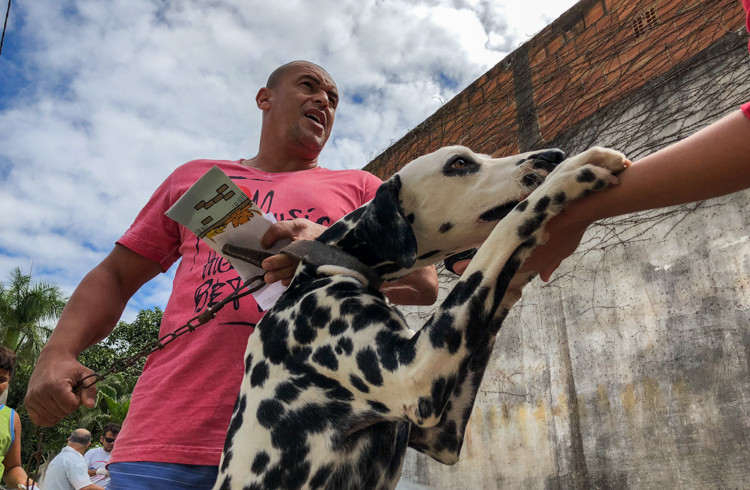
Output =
[{"x1": 214, "y1": 145, "x2": 627, "y2": 490}]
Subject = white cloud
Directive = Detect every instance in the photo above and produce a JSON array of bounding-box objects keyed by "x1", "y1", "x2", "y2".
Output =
[{"x1": 0, "y1": 0, "x2": 578, "y2": 320}]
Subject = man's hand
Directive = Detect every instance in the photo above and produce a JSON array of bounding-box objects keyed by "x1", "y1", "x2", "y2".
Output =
[
  {"x1": 25, "y1": 349, "x2": 97, "y2": 427},
  {"x1": 260, "y1": 219, "x2": 328, "y2": 285}
]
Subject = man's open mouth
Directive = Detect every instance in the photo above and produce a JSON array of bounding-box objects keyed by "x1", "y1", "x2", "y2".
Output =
[{"x1": 304, "y1": 110, "x2": 325, "y2": 127}]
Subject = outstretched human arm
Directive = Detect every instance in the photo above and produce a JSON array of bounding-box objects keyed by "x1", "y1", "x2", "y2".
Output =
[
  {"x1": 25, "y1": 244, "x2": 161, "y2": 426},
  {"x1": 260, "y1": 218, "x2": 439, "y2": 305},
  {"x1": 523, "y1": 109, "x2": 750, "y2": 281}
]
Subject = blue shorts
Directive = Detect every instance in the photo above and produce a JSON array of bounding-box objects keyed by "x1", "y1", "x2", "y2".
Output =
[{"x1": 108, "y1": 462, "x2": 218, "y2": 489}]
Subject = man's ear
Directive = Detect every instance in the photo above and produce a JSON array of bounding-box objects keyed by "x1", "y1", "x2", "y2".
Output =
[
  {"x1": 357, "y1": 177, "x2": 417, "y2": 269},
  {"x1": 256, "y1": 87, "x2": 271, "y2": 110}
]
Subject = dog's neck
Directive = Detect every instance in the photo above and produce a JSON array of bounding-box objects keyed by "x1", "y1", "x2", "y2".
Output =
[
  {"x1": 315, "y1": 200, "x2": 419, "y2": 283},
  {"x1": 282, "y1": 240, "x2": 384, "y2": 289}
]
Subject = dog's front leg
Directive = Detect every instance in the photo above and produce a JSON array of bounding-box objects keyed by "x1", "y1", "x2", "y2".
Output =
[{"x1": 398, "y1": 148, "x2": 628, "y2": 451}]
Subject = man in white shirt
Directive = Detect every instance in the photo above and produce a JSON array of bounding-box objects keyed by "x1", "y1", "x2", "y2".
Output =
[
  {"x1": 84, "y1": 423, "x2": 119, "y2": 488},
  {"x1": 42, "y1": 429, "x2": 103, "y2": 490}
]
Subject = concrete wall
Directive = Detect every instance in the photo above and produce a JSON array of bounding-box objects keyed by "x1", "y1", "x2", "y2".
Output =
[{"x1": 374, "y1": 0, "x2": 750, "y2": 488}]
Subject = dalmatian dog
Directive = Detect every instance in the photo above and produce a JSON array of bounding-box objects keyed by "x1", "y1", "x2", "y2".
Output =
[{"x1": 214, "y1": 146, "x2": 628, "y2": 490}]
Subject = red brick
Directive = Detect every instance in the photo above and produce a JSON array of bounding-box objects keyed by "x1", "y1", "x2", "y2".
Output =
[{"x1": 585, "y1": 2, "x2": 607, "y2": 28}]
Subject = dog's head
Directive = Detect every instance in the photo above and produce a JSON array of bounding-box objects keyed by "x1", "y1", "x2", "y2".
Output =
[{"x1": 320, "y1": 145, "x2": 565, "y2": 279}]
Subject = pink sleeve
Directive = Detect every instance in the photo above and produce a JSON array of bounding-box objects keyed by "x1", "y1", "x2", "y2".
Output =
[
  {"x1": 740, "y1": 1, "x2": 750, "y2": 116},
  {"x1": 363, "y1": 172, "x2": 383, "y2": 203},
  {"x1": 117, "y1": 173, "x2": 183, "y2": 271}
]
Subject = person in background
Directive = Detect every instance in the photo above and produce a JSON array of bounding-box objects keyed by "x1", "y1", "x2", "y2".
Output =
[
  {"x1": 42, "y1": 429, "x2": 103, "y2": 490},
  {"x1": 0, "y1": 346, "x2": 37, "y2": 489},
  {"x1": 84, "y1": 423, "x2": 120, "y2": 488}
]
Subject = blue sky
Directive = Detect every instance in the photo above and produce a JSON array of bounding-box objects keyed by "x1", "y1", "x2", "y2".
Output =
[{"x1": 0, "y1": 0, "x2": 577, "y2": 322}]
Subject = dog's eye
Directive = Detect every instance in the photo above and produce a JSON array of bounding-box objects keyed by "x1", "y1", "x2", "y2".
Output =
[{"x1": 443, "y1": 155, "x2": 480, "y2": 176}]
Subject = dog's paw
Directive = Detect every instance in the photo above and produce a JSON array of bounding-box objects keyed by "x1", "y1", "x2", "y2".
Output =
[
  {"x1": 572, "y1": 146, "x2": 629, "y2": 174},
  {"x1": 543, "y1": 146, "x2": 629, "y2": 199}
]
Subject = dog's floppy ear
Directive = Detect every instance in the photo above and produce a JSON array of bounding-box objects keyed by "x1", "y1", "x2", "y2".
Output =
[{"x1": 357, "y1": 177, "x2": 418, "y2": 269}]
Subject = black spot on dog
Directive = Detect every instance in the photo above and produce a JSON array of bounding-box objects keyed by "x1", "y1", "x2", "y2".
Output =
[
  {"x1": 288, "y1": 346, "x2": 313, "y2": 369},
  {"x1": 577, "y1": 168, "x2": 597, "y2": 182},
  {"x1": 349, "y1": 374, "x2": 370, "y2": 393},
  {"x1": 442, "y1": 271, "x2": 484, "y2": 309},
  {"x1": 397, "y1": 338, "x2": 417, "y2": 367},
  {"x1": 329, "y1": 319, "x2": 348, "y2": 336},
  {"x1": 375, "y1": 330, "x2": 401, "y2": 372},
  {"x1": 438, "y1": 420, "x2": 459, "y2": 452},
  {"x1": 553, "y1": 191, "x2": 567, "y2": 205},
  {"x1": 311, "y1": 305, "x2": 332, "y2": 327},
  {"x1": 429, "y1": 312, "x2": 463, "y2": 354},
  {"x1": 300, "y1": 294, "x2": 319, "y2": 316},
  {"x1": 515, "y1": 200, "x2": 529, "y2": 212},
  {"x1": 313, "y1": 345, "x2": 339, "y2": 371},
  {"x1": 328, "y1": 464, "x2": 355, "y2": 490},
  {"x1": 417, "y1": 396, "x2": 433, "y2": 422},
  {"x1": 353, "y1": 304, "x2": 392, "y2": 331},
  {"x1": 259, "y1": 314, "x2": 290, "y2": 364},
  {"x1": 326, "y1": 385, "x2": 354, "y2": 402},
  {"x1": 479, "y1": 202, "x2": 517, "y2": 222},
  {"x1": 340, "y1": 297, "x2": 363, "y2": 316},
  {"x1": 221, "y1": 394, "x2": 247, "y2": 471},
  {"x1": 356, "y1": 347, "x2": 384, "y2": 386},
  {"x1": 276, "y1": 381, "x2": 302, "y2": 404},
  {"x1": 430, "y1": 375, "x2": 456, "y2": 412},
  {"x1": 462, "y1": 286, "x2": 491, "y2": 348},
  {"x1": 336, "y1": 336, "x2": 354, "y2": 355},
  {"x1": 250, "y1": 361, "x2": 270, "y2": 388},
  {"x1": 439, "y1": 222, "x2": 453, "y2": 233},
  {"x1": 534, "y1": 195, "x2": 551, "y2": 213},
  {"x1": 216, "y1": 475, "x2": 232, "y2": 490},
  {"x1": 244, "y1": 353, "x2": 253, "y2": 374},
  {"x1": 257, "y1": 399, "x2": 284, "y2": 428},
  {"x1": 294, "y1": 318, "x2": 317, "y2": 344},
  {"x1": 592, "y1": 179, "x2": 607, "y2": 191},
  {"x1": 418, "y1": 249, "x2": 442, "y2": 260},
  {"x1": 262, "y1": 465, "x2": 284, "y2": 489},
  {"x1": 367, "y1": 399, "x2": 390, "y2": 413},
  {"x1": 310, "y1": 463, "x2": 333, "y2": 489},
  {"x1": 251, "y1": 451, "x2": 270, "y2": 474},
  {"x1": 517, "y1": 213, "x2": 546, "y2": 239}
]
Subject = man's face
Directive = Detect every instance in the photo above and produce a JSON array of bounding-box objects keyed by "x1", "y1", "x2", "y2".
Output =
[
  {"x1": 265, "y1": 62, "x2": 339, "y2": 156},
  {"x1": 101, "y1": 431, "x2": 117, "y2": 452}
]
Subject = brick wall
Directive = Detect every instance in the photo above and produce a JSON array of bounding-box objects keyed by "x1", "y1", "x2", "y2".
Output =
[{"x1": 364, "y1": 0, "x2": 745, "y2": 179}]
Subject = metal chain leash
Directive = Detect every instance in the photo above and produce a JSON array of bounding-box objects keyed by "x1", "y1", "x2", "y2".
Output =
[{"x1": 24, "y1": 273, "x2": 267, "y2": 487}]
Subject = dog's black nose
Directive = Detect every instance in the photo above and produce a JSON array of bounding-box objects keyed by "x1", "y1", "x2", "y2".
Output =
[{"x1": 531, "y1": 149, "x2": 566, "y2": 171}]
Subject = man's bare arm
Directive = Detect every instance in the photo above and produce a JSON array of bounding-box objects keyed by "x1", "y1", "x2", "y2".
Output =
[{"x1": 25, "y1": 244, "x2": 161, "y2": 426}]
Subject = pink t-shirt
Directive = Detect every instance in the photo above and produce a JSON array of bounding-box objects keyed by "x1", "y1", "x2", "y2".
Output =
[
  {"x1": 111, "y1": 159, "x2": 381, "y2": 466},
  {"x1": 743, "y1": 0, "x2": 750, "y2": 118}
]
